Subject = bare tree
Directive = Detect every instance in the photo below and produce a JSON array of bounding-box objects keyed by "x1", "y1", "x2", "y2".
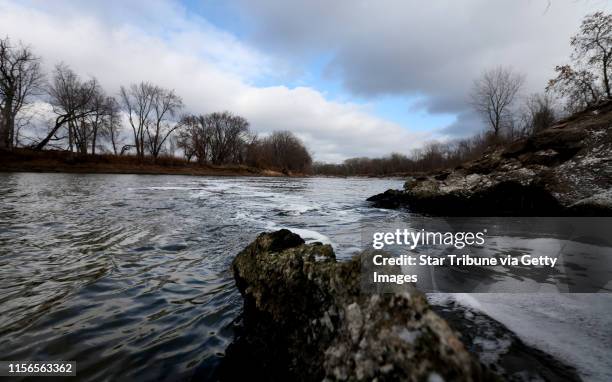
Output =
[
  {"x1": 547, "y1": 65, "x2": 600, "y2": 111},
  {"x1": 548, "y1": 12, "x2": 612, "y2": 110},
  {"x1": 85, "y1": 90, "x2": 105, "y2": 154},
  {"x1": 0, "y1": 37, "x2": 45, "y2": 149},
  {"x1": 146, "y1": 87, "x2": 183, "y2": 158},
  {"x1": 471, "y1": 66, "x2": 525, "y2": 137},
  {"x1": 571, "y1": 11, "x2": 612, "y2": 99},
  {"x1": 312, "y1": 133, "x2": 501, "y2": 176},
  {"x1": 246, "y1": 130, "x2": 312, "y2": 173},
  {"x1": 205, "y1": 112, "x2": 250, "y2": 165},
  {"x1": 101, "y1": 97, "x2": 122, "y2": 155},
  {"x1": 70, "y1": 82, "x2": 110, "y2": 155},
  {"x1": 519, "y1": 93, "x2": 557, "y2": 135},
  {"x1": 176, "y1": 115, "x2": 197, "y2": 162},
  {"x1": 119, "y1": 82, "x2": 155, "y2": 157},
  {"x1": 176, "y1": 115, "x2": 210, "y2": 162},
  {"x1": 35, "y1": 64, "x2": 102, "y2": 150},
  {"x1": 177, "y1": 112, "x2": 252, "y2": 165},
  {"x1": 120, "y1": 82, "x2": 183, "y2": 158}
]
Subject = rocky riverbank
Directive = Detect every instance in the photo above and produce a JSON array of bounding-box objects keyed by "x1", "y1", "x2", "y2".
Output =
[
  {"x1": 219, "y1": 229, "x2": 493, "y2": 381},
  {"x1": 368, "y1": 101, "x2": 612, "y2": 216},
  {"x1": 217, "y1": 230, "x2": 582, "y2": 381}
]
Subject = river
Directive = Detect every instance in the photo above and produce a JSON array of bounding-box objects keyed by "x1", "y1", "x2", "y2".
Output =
[{"x1": 0, "y1": 173, "x2": 610, "y2": 381}]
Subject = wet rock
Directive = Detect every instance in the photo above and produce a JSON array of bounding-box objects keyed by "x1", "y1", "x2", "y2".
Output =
[
  {"x1": 366, "y1": 189, "x2": 411, "y2": 209},
  {"x1": 368, "y1": 100, "x2": 612, "y2": 216},
  {"x1": 219, "y1": 230, "x2": 498, "y2": 381},
  {"x1": 431, "y1": 301, "x2": 582, "y2": 382}
]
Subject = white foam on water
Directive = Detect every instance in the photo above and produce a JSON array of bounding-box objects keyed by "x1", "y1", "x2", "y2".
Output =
[
  {"x1": 433, "y1": 293, "x2": 612, "y2": 382},
  {"x1": 200, "y1": 182, "x2": 236, "y2": 193},
  {"x1": 277, "y1": 203, "x2": 318, "y2": 216},
  {"x1": 130, "y1": 186, "x2": 200, "y2": 191},
  {"x1": 261, "y1": 222, "x2": 334, "y2": 246},
  {"x1": 287, "y1": 228, "x2": 333, "y2": 245}
]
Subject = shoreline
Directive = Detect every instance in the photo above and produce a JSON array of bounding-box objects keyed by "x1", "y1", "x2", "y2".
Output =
[
  {"x1": 0, "y1": 149, "x2": 294, "y2": 178},
  {"x1": 367, "y1": 100, "x2": 612, "y2": 217},
  {"x1": 0, "y1": 148, "x2": 424, "y2": 180},
  {"x1": 0, "y1": 164, "x2": 286, "y2": 178}
]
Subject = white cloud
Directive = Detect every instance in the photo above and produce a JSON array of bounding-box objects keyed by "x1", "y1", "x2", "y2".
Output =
[
  {"x1": 235, "y1": 0, "x2": 612, "y2": 135},
  {"x1": 238, "y1": 0, "x2": 608, "y2": 100},
  {"x1": 0, "y1": 0, "x2": 426, "y2": 162}
]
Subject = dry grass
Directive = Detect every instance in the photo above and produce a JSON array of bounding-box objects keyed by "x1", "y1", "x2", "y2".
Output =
[{"x1": 0, "y1": 148, "x2": 287, "y2": 177}]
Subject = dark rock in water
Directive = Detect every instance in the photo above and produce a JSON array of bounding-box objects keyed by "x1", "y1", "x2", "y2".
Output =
[
  {"x1": 218, "y1": 229, "x2": 498, "y2": 381},
  {"x1": 368, "y1": 101, "x2": 612, "y2": 216},
  {"x1": 365, "y1": 189, "x2": 411, "y2": 209},
  {"x1": 431, "y1": 302, "x2": 582, "y2": 382}
]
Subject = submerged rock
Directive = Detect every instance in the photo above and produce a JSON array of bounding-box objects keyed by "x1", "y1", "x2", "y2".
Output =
[
  {"x1": 218, "y1": 229, "x2": 497, "y2": 381},
  {"x1": 430, "y1": 301, "x2": 582, "y2": 382},
  {"x1": 368, "y1": 101, "x2": 612, "y2": 216}
]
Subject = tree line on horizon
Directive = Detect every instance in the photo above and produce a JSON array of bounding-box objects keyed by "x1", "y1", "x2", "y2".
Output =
[
  {"x1": 0, "y1": 40, "x2": 312, "y2": 173},
  {"x1": 2, "y1": 12, "x2": 610, "y2": 176},
  {"x1": 314, "y1": 11, "x2": 612, "y2": 176}
]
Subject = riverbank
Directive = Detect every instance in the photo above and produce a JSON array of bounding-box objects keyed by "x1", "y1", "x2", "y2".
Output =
[
  {"x1": 218, "y1": 229, "x2": 583, "y2": 381},
  {"x1": 0, "y1": 148, "x2": 289, "y2": 177},
  {"x1": 367, "y1": 100, "x2": 612, "y2": 216}
]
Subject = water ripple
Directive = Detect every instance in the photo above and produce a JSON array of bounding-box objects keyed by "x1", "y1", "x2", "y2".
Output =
[{"x1": 0, "y1": 173, "x2": 401, "y2": 380}]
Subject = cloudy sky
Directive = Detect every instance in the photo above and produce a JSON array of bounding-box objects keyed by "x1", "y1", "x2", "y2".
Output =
[{"x1": 1, "y1": 0, "x2": 610, "y2": 162}]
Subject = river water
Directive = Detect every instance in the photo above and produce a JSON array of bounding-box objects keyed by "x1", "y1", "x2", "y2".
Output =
[{"x1": 0, "y1": 173, "x2": 610, "y2": 381}]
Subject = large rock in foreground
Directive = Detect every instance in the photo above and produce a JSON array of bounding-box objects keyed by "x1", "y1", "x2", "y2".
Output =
[
  {"x1": 218, "y1": 229, "x2": 496, "y2": 381},
  {"x1": 368, "y1": 101, "x2": 612, "y2": 216}
]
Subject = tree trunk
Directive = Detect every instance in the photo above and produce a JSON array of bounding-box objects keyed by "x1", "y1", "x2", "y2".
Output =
[
  {"x1": 111, "y1": 133, "x2": 117, "y2": 155},
  {"x1": 35, "y1": 123, "x2": 62, "y2": 150},
  {"x1": 603, "y1": 63, "x2": 611, "y2": 99},
  {"x1": 35, "y1": 115, "x2": 69, "y2": 150},
  {"x1": 0, "y1": 101, "x2": 15, "y2": 149},
  {"x1": 91, "y1": 126, "x2": 97, "y2": 155},
  {"x1": 68, "y1": 122, "x2": 74, "y2": 152}
]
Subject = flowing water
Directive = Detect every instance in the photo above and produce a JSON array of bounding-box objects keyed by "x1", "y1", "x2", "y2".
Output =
[
  {"x1": 0, "y1": 173, "x2": 610, "y2": 381},
  {"x1": 0, "y1": 173, "x2": 404, "y2": 380}
]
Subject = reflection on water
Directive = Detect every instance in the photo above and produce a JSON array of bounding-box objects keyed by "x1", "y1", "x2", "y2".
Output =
[{"x1": 0, "y1": 173, "x2": 402, "y2": 381}]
